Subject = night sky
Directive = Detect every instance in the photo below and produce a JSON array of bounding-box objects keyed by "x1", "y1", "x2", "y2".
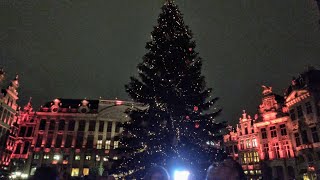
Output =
[{"x1": 1, "y1": 0, "x2": 320, "y2": 125}]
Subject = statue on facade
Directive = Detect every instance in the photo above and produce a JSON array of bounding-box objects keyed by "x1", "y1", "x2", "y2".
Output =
[{"x1": 262, "y1": 85, "x2": 272, "y2": 95}]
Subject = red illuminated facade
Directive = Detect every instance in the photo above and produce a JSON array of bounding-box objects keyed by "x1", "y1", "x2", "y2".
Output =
[
  {"x1": 224, "y1": 67, "x2": 320, "y2": 180},
  {"x1": 10, "y1": 98, "x2": 145, "y2": 178},
  {"x1": 0, "y1": 69, "x2": 19, "y2": 172},
  {"x1": 10, "y1": 98, "x2": 36, "y2": 174}
]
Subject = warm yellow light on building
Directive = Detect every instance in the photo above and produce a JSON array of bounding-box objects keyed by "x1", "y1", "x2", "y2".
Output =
[
  {"x1": 71, "y1": 168, "x2": 79, "y2": 177},
  {"x1": 83, "y1": 168, "x2": 89, "y2": 176}
]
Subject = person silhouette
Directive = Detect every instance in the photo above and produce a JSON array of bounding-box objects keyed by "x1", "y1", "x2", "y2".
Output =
[
  {"x1": 206, "y1": 158, "x2": 246, "y2": 180},
  {"x1": 144, "y1": 166, "x2": 170, "y2": 180},
  {"x1": 33, "y1": 166, "x2": 59, "y2": 180}
]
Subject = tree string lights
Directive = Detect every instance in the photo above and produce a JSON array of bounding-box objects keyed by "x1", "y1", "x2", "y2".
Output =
[{"x1": 113, "y1": 1, "x2": 225, "y2": 179}]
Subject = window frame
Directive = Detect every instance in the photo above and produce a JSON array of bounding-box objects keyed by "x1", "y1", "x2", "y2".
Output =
[
  {"x1": 270, "y1": 126, "x2": 277, "y2": 138},
  {"x1": 280, "y1": 124, "x2": 287, "y2": 136}
]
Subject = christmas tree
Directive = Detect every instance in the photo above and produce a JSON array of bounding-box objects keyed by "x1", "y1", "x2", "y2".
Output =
[{"x1": 115, "y1": 1, "x2": 225, "y2": 179}]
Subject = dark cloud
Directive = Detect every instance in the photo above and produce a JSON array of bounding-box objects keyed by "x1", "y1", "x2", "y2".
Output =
[{"x1": 1, "y1": 0, "x2": 319, "y2": 124}]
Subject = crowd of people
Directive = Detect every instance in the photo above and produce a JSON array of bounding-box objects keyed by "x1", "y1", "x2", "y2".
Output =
[{"x1": 30, "y1": 158, "x2": 245, "y2": 180}]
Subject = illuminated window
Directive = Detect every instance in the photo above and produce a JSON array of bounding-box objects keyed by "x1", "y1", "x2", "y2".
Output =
[
  {"x1": 311, "y1": 127, "x2": 319, "y2": 143},
  {"x1": 252, "y1": 138, "x2": 257, "y2": 147},
  {"x1": 97, "y1": 140, "x2": 102, "y2": 149},
  {"x1": 96, "y1": 155, "x2": 100, "y2": 161},
  {"x1": 261, "y1": 128, "x2": 267, "y2": 139},
  {"x1": 306, "y1": 102, "x2": 313, "y2": 114},
  {"x1": 83, "y1": 168, "x2": 89, "y2": 176},
  {"x1": 44, "y1": 154, "x2": 50, "y2": 159},
  {"x1": 113, "y1": 156, "x2": 118, "y2": 160},
  {"x1": 114, "y1": 141, "x2": 119, "y2": 149},
  {"x1": 103, "y1": 156, "x2": 109, "y2": 161},
  {"x1": 303, "y1": 174, "x2": 309, "y2": 180},
  {"x1": 74, "y1": 155, "x2": 80, "y2": 160},
  {"x1": 250, "y1": 170, "x2": 254, "y2": 175},
  {"x1": 247, "y1": 153, "x2": 253, "y2": 163},
  {"x1": 85, "y1": 155, "x2": 91, "y2": 161},
  {"x1": 270, "y1": 126, "x2": 277, "y2": 138},
  {"x1": 71, "y1": 168, "x2": 79, "y2": 177},
  {"x1": 289, "y1": 109, "x2": 296, "y2": 121},
  {"x1": 253, "y1": 152, "x2": 260, "y2": 162},
  {"x1": 30, "y1": 167, "x2": 37, "y2": 176},
  {"x1": 280, "y1": 124, "x2": 287, "y2": 136},
  {"x1": 243, "y1": 153, "x2": 247, "y2": 163},
  {"x1": 246, "y1": 139, "x2": 251, "y2": 148},
  {"x1": 105, "y1": 140, "x2": 111, "y2": 150},
  {"x1": 244, "y1": 171, "x2": 248, "y2": 174},
  {"x1": 273, "y1": 143, "x2": 280, "y2": 159},
  {"x1": 33, "y1": 154, "x2": 40, "y2": 160},
  {"x1": 283, "y1": 141, "x2": 291, "y2": 158},
  {"x1": 295, "y1": 133, "x2": 301, "y2": 146},
  {"x1": 297, "y1": 105, "x2": 303, "y2": 118},
  {"x1": 240, "y1": 140, "x2": 244, "y2": 150},
  {"x1": 53, "y1": 154, "x2": 60, "y2": 161}
]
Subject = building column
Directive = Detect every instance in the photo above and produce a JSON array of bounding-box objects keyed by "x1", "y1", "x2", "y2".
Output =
[
  {"x1": 61, "y1": 121, "x2": 68, "y2": 148},
  {"x1": 25, "y1": 151, "x2": 33, "y2": 175},
  {"x1": 42, "y1": 121, "x2": 50, "y2": 147},
  {"x1": 268, "y1": 150, "x2": 273, "y2": 160}
]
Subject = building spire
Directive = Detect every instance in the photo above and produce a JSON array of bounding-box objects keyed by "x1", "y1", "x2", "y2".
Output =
[
  {"x1": 262, "y1": 85, "x2": 272, "y2": 95},
  {"x1": 23, "y1": 97, "x2": 33, "y2": 112},
  {"x1": 11, "y1": 74, "x2": 19, "y2": 89},
  {"x1": 28, "y1": 97, "x2": 32, "y2": 104}
]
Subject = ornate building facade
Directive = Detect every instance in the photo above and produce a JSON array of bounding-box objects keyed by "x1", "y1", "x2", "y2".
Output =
[
  {"x1": 0, "y1": 69, "x2": 20, "y2": 172},
  {"x1": 11, "y1": 98, "x2": 145, "y2": 178},
  {"x1": 224, "y1": 68, "x2": 320, "y2": 180}
]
